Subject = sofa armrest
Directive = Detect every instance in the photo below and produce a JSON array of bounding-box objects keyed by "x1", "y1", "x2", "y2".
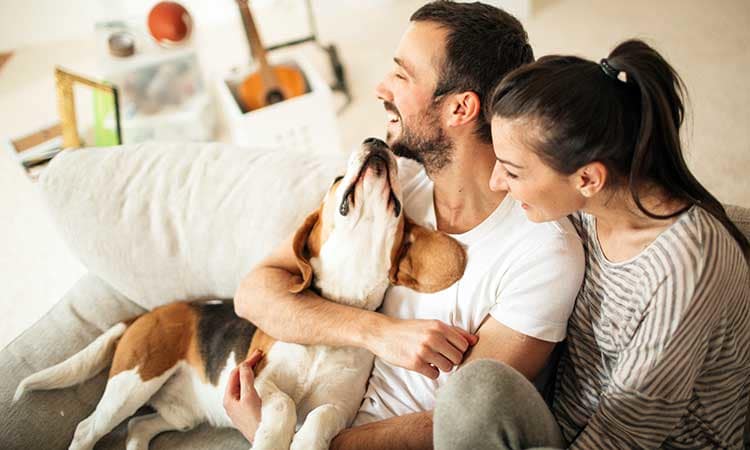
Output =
[{"x1": 1, "y1": 273, "x2": 144, "y2": 449}]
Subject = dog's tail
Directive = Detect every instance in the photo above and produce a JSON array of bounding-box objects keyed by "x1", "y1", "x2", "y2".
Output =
[{"x1": 13, "y1": 322, "x2": 128, "y2": 403}]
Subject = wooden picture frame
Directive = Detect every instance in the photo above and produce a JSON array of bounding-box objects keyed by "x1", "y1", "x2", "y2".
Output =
[
  {"x1": 54, "y1": 66, "x2": 122, "y2": 149},
  {"x1": 3, "y1": 67, "x2": 123, "y2": 181}
]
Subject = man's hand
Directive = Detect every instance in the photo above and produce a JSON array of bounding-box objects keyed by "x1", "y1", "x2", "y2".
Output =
[
  {"x1": 369, "y1": 317, "x2": 478, "y2": 379},
  {"x1": 223, "y1": 350, "x2": 264, "y2": 443}
]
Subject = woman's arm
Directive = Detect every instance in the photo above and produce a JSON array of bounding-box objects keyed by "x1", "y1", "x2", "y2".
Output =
[{"x1": 568, "y1": 258, "x2": 743, "y2": 449}]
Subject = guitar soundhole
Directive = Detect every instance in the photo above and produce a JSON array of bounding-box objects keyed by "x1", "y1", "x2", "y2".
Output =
[{"x1": 266, "y1": 90, "x2": 284, "y2": 105}]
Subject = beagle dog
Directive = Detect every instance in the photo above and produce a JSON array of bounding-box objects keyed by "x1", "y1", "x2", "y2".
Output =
[{"x1": 14, "y1": 138, "x2": 466, "y2": 450}]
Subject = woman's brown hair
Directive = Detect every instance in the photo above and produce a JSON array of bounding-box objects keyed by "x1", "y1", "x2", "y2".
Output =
[{"x1": 488, "y1": 39, "x2": 749, "y2": 260}]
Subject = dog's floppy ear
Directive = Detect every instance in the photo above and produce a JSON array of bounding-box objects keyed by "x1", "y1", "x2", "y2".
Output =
[
  {"x1": 389, "y1": 217, "x2": 467, "y2": 293},
  {"x1": 290, "y1": 208, "x2": 321, "y2": 294}
]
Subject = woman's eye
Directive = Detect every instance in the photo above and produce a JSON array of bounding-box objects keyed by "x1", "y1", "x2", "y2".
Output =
[
  {"x1": 504, "y1": 167, "x2": 518, "y2": 179},
  {"x1": 394, "y1": 72, "x2": 406, "y2": 80}
]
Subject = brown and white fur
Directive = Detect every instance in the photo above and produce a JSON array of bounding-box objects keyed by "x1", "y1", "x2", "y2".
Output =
[{"x1": 14, "y1": 138, "x2": 467, "y2": 450}]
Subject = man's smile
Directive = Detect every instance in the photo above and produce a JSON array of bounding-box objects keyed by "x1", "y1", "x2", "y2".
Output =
[{"x1": 384, "y1": 101, "x2": 402, "y2": 125}]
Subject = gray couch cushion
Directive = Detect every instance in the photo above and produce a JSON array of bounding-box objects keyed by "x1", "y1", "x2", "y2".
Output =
[{"x1": 0, "y1": 274, "x2": 249, "y2": 450}]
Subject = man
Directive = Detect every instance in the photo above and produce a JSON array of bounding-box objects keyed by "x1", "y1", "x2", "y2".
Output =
[{"x1": 227, "y1": 2, "x2": 584, "y2": 448}]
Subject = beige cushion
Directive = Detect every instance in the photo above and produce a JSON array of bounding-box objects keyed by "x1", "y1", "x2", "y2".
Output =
[
  {"x1": 727, "y1": 204, "x2": 750, "y2": 240},
  {"x1": 40, "y1": 142, "x2": 346, "y2": 309}
]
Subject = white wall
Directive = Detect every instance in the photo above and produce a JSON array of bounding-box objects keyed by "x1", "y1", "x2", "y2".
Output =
[
  {"x1": 0, "y1": 0, "x2": 97, "y2": 50},
  {"x1": 0, "y1": 0, "x2": 276, "y2": 51},
  {"x1": 0, "y1": 0, "x2": 530, "y2": 52}
]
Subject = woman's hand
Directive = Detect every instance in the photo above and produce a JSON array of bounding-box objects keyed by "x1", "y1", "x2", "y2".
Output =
[
  {"x1": 368, "y1": 317, "x2": 478, "y2": 379},
  {"x1": 223, "y1": 349, "x2": 264, "y2": 443}
]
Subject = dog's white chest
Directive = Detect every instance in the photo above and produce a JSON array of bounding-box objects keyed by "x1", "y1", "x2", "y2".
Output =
[
  {"x1": 253, "y1": 341, "x2": 374, "y2": 432},
  {"x1": 310, "y1": 228, "x2": 395, "y2": 310}
]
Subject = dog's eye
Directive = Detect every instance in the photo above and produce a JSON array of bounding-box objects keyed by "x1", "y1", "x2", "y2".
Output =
[{"x1": 331, "y1": 175, "x2": 344, "y2": 187}]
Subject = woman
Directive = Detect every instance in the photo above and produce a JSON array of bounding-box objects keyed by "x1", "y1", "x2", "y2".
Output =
[{"x1": 433, "y1": 40, "x2": 750, "y2": 449}]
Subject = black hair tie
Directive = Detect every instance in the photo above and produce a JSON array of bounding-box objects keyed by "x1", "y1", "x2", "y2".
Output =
[{"x1": 600, "y1": 58, "x2": 627, "y2": 83}]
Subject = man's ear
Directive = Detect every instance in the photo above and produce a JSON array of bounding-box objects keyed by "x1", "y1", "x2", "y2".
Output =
[
  {"x1": 389, "y1": 217, "x2": 467, "y2": 293},
  {"x1": 446, "y1": 91, "x2": 481, "y2": 128},
  {"x1": 289, "y1": 208, "x2": 320, "y2": 294}
]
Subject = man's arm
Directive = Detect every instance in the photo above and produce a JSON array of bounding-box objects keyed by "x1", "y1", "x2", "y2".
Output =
[
  {"x1": 331, "y1": 412, "x2": 434, "y2": 450},
  {"x1": 329, "y1": 317, "x2": 554, "y2": 450},
  {"x1": 461, "y1": 317, "x2": 555, "y2": 378},
  {"x1": 235, "y1": 234, "x2": 383, "y2": 349},
  {"x1": 235, "y1": 233, "x2": 476, "y2": 378}
]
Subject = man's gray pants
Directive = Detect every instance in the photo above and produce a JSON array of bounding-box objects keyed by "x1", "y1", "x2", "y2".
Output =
[{"x1": 434, "y1": 360, "x2": 565, "y2": 450}]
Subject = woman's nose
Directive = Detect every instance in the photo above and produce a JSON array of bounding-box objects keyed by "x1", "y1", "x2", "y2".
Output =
[{"x1": 489, "y1": 163, "x2": 508, "y2": 192}]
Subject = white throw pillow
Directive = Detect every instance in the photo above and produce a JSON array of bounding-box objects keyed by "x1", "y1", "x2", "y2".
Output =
[{"x1": 40, "y1": 142, "x2": 347, "y2": 309}]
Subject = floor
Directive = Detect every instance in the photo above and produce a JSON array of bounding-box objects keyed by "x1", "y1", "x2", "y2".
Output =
[{"x1": 1, "y1": 0, "x2": 748, "y2": 349}]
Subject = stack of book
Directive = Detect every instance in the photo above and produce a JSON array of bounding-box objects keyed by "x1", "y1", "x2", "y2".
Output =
[{"x1": 2, "y1": 123, "x2": 64, "y2": 181}]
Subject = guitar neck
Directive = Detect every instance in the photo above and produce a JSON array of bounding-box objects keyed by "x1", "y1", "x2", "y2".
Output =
[{"x1": 236, "y1": 0, "x2": 281, "y2": 90}]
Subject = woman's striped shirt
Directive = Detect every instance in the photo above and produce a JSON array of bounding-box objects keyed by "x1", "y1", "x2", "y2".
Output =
[{"x1": 553, "y1": 206, "x2": 750, "y2": 449}]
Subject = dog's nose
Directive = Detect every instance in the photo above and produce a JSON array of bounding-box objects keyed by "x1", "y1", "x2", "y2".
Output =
[{"x1": 363, "y1": 137, "x2": 386, "y2": 147}]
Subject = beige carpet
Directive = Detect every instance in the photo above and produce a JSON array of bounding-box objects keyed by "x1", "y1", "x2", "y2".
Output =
[{"x1": 0, "y1": 0, "x2": 748, "y2": 349}]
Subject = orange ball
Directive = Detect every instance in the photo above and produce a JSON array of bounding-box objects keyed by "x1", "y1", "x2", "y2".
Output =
[{"x1": 147, "y1": 1, "x2": 192, "y2": 47}]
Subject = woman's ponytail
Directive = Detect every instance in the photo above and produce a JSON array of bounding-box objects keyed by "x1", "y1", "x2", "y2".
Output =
[{"x1": 607, "y1": 40, "x2": 749, "y2": 259}]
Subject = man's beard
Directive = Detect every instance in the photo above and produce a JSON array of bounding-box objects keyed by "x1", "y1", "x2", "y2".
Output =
[{"x1": 385, "y1": 101, "x2": 454, "y2": 174}]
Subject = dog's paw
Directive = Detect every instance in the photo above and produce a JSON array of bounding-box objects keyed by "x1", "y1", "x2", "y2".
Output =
[
  {"x1": 68, "y1": 417, "x2": 96, "y2": 450},
  {"x1": 249, "y1": 438, "x2": 288, "y2": 450},
  {"x1": 12, "y1": 382, "x2": 27, "y2": 403},
  {"x1": 125, "y1": 438, "x2": 150, "y2": 450},
  {"x1": 125, "y1": 418, "x2": 150, "y2": 450},
  {"x1": 290, "y1": 433, "x2": 328, "y2": 450}
]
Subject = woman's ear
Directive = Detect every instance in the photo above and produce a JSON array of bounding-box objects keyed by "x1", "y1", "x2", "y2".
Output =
[
  {"x1": 575, "y1": 162, "x2": 608, "y2": 198},
  {"x1": 389, "y1": 217, "x2": 467, "y2": 293}
]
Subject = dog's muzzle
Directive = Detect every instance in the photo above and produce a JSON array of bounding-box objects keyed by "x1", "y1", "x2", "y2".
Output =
[{"x1": 339, "y1": 138, "x2": 402, "y2": 217}]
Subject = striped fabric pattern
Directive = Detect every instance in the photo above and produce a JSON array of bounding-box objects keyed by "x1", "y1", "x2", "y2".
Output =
[{"x1": 553, "y1": 207, "x2": 750, "y2": 449}]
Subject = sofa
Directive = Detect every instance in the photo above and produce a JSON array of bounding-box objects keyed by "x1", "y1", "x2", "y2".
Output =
[{"x1": 1, "y1": 142, "x2": 748, "y2": 449}]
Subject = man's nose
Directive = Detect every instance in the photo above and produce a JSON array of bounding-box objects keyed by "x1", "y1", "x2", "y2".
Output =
[
  {"x1": 489, "y1": 162, "x2": 509, "y2": 192},
  {"x1": 375, "y1": 79, "x2": 392, "y2": 102}
]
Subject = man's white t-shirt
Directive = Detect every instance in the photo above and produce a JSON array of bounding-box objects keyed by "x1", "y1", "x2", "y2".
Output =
[{"x1": 353, "y1": 159, "x2": 585, "y2": 425}]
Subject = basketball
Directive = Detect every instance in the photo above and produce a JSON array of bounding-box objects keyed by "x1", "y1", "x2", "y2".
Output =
[{"x1": 147, "y1": 1, "x2": 192, "y2": 47}]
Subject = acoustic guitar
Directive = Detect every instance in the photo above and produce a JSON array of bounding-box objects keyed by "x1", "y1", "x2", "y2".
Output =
[{"x1": 235, "y1": 0, "x2": 307, "y2": 112}]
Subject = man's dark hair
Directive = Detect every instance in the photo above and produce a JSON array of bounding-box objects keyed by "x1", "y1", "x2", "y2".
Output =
[{"x1": 411, "y1": 1, "x2": 534, "y2": 143}]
